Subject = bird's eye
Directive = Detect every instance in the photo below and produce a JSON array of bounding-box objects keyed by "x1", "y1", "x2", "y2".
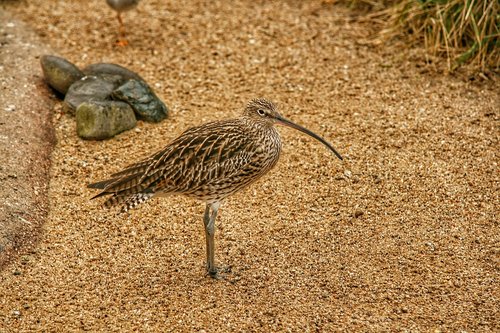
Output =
[{"x1": 257, "y1": 109, "x2": 265, "y2": 116}]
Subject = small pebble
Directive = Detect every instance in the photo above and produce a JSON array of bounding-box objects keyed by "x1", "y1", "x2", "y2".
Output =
[
  {"x1": 5, "y1": 104, "x2": 15, "y2": 112},
  {"x1": 344, "y1": 170, "x2": 352, "y2": 178},
  {"x1": 20, "y1": 256, "x2": 30, "y2": 265},
  {"x1": 354, "y1": 209, "x2": 364, "y2": 218}
]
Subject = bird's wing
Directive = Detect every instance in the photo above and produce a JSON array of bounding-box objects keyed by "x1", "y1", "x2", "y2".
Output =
[
  {"x1": 88, "y1": 119, "x2": 264, "y2": 199},
  {"x1": 143, "y1": 121, "x2": 264, "y2": 194}
]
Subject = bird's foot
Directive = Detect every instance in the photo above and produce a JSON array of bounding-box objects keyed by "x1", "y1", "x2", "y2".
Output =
[
  {"x1": 206, "y1": 265, "x2": 232, "y2": 280},
  {"x1": 115, "y1": 38, "x2": 129, "y2": 47}
]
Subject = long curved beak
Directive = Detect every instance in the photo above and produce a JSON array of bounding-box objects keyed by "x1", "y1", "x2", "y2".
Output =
[{"x1": 276, "y1": 116, "x2": 343, "y2": 161}]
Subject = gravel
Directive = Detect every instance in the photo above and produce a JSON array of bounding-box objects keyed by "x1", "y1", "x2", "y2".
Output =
[{"x1": 1, "y1": 0, "x2": 498, "y2": 331}]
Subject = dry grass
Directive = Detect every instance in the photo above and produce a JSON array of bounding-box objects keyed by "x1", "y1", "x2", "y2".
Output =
[{"x1": 344, "y1": 0, "x2": 500, "y2": 72}]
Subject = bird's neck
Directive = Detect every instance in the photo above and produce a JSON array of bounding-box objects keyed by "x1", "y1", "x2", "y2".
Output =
[
  {"x1": 239, "y1": 117, "x2": 282, "y2": 158},
  {"x1": 240, "y1": 116, "x2": 278, "y2": 137}
]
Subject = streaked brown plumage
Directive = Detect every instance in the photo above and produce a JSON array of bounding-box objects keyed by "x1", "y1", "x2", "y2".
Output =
[{"x1": 88, "y1": 98, "x2": 342, "y2": 277}]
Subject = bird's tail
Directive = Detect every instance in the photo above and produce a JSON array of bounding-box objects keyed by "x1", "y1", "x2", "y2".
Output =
[{"x1": 99, "y1": 193, "x2": 155, "y2": 213}]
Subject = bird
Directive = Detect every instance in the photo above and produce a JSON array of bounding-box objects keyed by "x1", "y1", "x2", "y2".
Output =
[
  {"x1": 88, "y1": 98, "x2": 343, "y2": 278},
  {"x1": 106, "y1": 0, "x2": 140, "y2": 46}
]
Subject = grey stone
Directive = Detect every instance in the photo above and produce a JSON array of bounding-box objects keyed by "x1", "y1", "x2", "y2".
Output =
[
  {"x1": 76, "y1": 101, "x2": 137, "y2": 140},
  {"x1": 93, "y1": 73, "x2": 131, "y2": 86},
  {"x1": 111, "y1": 79, "x2": 168, "y2": 122},
  {"x1": 83, "y1": 63, "x2": 145, "y2": 83},
  {"x1": 63, "y1": 76, "x2": 117, "y2": 113},
  {"x1": 40, "y1": 55, "x2": 84, "y2": 95}
]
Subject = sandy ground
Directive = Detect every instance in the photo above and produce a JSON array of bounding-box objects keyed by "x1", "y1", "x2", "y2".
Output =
[
  {"x1": 1, "y1": 0, "x2": 499, "y2": 331},
  {"x1": 0, "y1": 10, "x2": 54, "y2": 269}
]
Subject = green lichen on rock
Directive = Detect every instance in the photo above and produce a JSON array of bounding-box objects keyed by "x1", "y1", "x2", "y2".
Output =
[
  {"x1": 112, "y1": 79, "x2": 168, "y2": 123},
  {"x1": 76, "y1": 101, "x2": 136, "y2": 140}
]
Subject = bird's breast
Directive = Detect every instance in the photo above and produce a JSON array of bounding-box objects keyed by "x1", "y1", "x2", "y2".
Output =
[{"x1": 251, "y1": 127, "x2": 282, "y2": 173}]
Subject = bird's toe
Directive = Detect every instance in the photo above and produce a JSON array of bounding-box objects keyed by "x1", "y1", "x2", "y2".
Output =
[{"x1": 207, "y1": 265, "x2": 232, "y2": 279}]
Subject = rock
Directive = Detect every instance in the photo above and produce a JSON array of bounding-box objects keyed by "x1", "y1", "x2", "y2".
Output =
[
  {"x1": 48, "y1": 60, "x2": 168, "y2": 125},
  {"x1": 64, "y1": 76, "x2": 117, "y2": 113},
  {"x1": 354, "y1": 209, "x2": 364, "y2": 218},
  {"x1": 76, "y1": 101, "x2": 137, "y2": 140},
  {"x1": 111, "y1": 79, "x2": 168, "y2": 122},
  {"x1": 40, "y1": 55, "x2": 84, "y2": 95},
  {"x1": 82, "y1": 63, "x2": 145, "y2": 83}
]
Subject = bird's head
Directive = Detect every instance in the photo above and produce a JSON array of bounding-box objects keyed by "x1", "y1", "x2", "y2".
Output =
[
  {"x1": 243, "y1": 98, "x2": 343, "y2": 160},
  {"x1": 243, "y1": 98, "x2": 282, "y2": 126}
]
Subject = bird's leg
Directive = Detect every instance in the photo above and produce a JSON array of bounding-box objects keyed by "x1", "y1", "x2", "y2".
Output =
[
  {"x1": 203, "y1": 204, "x2": 213, "y2": 273},
  {"x1": 203, "y1": 202, "x2": 220, "y2": 278},
  {"x1": 116, "y1": 12, "x2": 129, "y2": 46}
]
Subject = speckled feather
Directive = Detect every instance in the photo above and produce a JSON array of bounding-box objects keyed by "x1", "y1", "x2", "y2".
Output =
[{"x1": 89, "y1": 99, "x2": 282, "y2": 212}]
